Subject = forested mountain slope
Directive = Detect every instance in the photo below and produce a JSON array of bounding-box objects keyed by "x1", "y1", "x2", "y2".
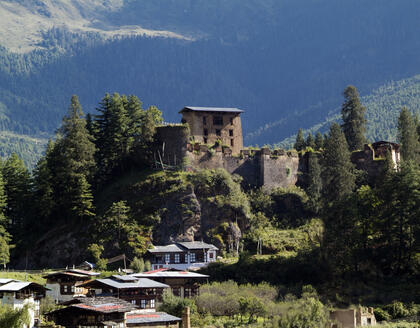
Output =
[{"x1": 0, "y1": 0, "x2": 419, "y2": 166}]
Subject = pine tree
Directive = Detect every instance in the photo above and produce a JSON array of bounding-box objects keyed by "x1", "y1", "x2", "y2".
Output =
[
  {"x1": 0, "y1": 170, "x2": 11, "y2": 268},
  {"x1": 315, "y1": 132, "x2": 324, "y2": 150},
  {"x1": 341, "y1": 85, "x2": 367, "y2": 151},
  {"x1": 306, "y1": 133, "x2": 316, "y2": 149},
  {"x1": 53, "y1": 95, "x2": 96, "y2": 222},
  {"x1": 397, "y1": 107, "x2": 419, "y2": 163},
  {"x1": 294, "y1": 129, "x2": 305, "y2": 151},
  {"x1": 2, "y1": 153, "x2": 31, "y2": 237},
  {"x1": 32, "y1": 140, "x2": 55, "y2": 230},
  {"x1": 322, "y1": 123, "x2": 356, "y2": 203},
  {"x1": 306, "y1": 152, "x2": 322, "y2": 213}
]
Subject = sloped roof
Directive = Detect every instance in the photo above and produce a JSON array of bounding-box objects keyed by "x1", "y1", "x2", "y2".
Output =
[
  {"x1": 83, "y1": 277, "x2": 169, "y2": 289},
  {"x1": 126, "y1": 312, "x2": 181, "y2": 324},
  {"x1": 0, "y1": 281, "x2": 47, "y2": 292},
  {"x1": 0, "y1": 278, "x2": 17, "y2": 286},
  {"x1": 177, "y1": 241, "x2": 218, "y2": 250},
  {"x1": 50, "y1": 297, "x2": 136, "y2": 314},
  {"x1": 148, "y1": 244, "x2": 184, "y2": 253},
  {"x1": 179, "y1": 106, "x2": 244, "y2": 114},
  {"x1": 148, "y1": 242, "x2": 218, "y2": 253},
  {"x1": 132, "y1": 268, "x2": 208, "y2": 279}
]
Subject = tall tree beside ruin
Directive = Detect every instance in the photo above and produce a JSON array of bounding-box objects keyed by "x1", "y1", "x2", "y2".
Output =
[
  {"x1": 322, "y1": 123, "x2": 355, "y2": 204},
  {"x1": 306, "y1": 132, "x2": 316, "y2": 149},
  {"x1": 315, "y1": 132, "x2": 324, "y2": 150},
  {"x1": 397, "y1": 107, "x2": 419, "y2": 163},
  {"x1": 294, "y1": 129, "x2": 305, "y2": 151},
  {"x1": 53, "y1": 95, "x2": 96, "y2": 221},
  {"x1": 306, "y1": 152, "x2": 322, "y2": 214},
  {"x1": 341, "y1": 85, "x2": 367, "y2": 151}
]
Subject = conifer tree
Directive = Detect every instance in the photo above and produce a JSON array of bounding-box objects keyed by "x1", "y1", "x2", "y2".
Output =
[
  {"x1": 0, "y1": 171, "x2": 11, "y2": 268},
  {"x1": 322, "y1": 123, "x2": 355, "y2": 203},
  {"x1": 294, "y1": 129, "x2": 305, "y2": 151},
  {"x1": 315, "y1": 132, "x2": 324, "y2": 150},
  {"x1": 306, "y1": 132, "x2": 316, "y2": 149},
  {"x1": 341, "y1": 85, "x2": 367, "y2": 151},
  {"x1": 32, "y1": 140, "x2": 55, "y2": 229},
  {"x1": 2, "y1": 153, "x2": 31, "y2": 236},
  {"x1": 53, "y1": 95, "x2": 96, "y2": 221},
  {"x1": 306, "y1": 152, "x2": 322, "y2": 213},
  {"x1": 397, "y1": 107, "x2": 419, "y2": 163}
]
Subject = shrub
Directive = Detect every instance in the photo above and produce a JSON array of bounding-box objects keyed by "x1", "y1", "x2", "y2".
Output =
[
  {"x1": 374, "y1": 308, "x2": 391, "y2": 322},
  {"x1": 130, "y1": 257, "x2": 145, "y2": 273},
  {"x1": 384, "y1": 301, "x2": 410, "y2": 319}
]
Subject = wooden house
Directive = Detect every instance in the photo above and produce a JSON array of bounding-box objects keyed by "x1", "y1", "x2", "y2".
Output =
[
  {"x1": 81, "y1": 275, "x2": 169, "y2": 309},
  {"x1": 44, "y1": 269, "x2": 100, "y2": 303},
  {"x1": 48, "y1": 296, "x2": 136, "y2": 328},
  {"x1": 148, "y1": 241, "x2": 218, "y2": 271},
  {"x1": 132, "y1": 268, "x2": 208, "y2": 298},
  {"x1": 0, "y1": 280, "x2": 47, "y2": 328}
]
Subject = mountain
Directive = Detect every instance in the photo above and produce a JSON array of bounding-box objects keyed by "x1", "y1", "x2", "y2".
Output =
[{"x1": 0, "y1": 0, "x2": 419, "y2": 166}]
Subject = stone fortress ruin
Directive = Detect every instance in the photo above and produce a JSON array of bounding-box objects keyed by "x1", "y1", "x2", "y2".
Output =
[{"x1": 155, "y1": 107, "x2": 400, "y2": 190}]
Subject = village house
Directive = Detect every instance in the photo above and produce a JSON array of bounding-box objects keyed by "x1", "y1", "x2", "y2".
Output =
[
  {"x1": 48, "y1": 296, "x2": 136, "y2": 328},
  {"x1": 131, "y1": 268, "x2": 208, "y2": 298},
  {"x1": 330, "y1": 307, "x2": 377, "y2": 328},
  {"x1": 44, "y1": 268, "x2": 100, "y2": 303},
  {"x1": 81, "y1": 275, "x2": 169, "y2": 309},
  {"x1": 148, "y1": 241, "x2": 218, "y2": 271},
  {"x1": 180, "y1": 106, "x2": 244, "y2": 155},
  {"x1": 49, "y1": 297, "x2": 183, "y2": 328},
  {"x1": 0, "y1": 280, "x2": 47, "y2": 328}
]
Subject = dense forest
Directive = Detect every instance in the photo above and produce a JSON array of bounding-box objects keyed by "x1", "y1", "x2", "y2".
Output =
[{"x1": 0, "y1": 0, "x2": 419, "y2": 167}]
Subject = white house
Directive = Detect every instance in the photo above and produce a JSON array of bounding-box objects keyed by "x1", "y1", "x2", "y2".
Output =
[
  {"x1": 147, "y1": 241, "x2": 218, "y2": 271},
  {"x1": 0, "y1": 280, "x2": 47, "y2": 328},
  {"x1": 44, "y1": 269, "x2": 100, "y2": 303}
]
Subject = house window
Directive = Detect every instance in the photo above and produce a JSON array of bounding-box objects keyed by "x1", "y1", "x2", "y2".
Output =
[
  {"x1": 216, "y1": 129, "x2": 221, "y2": 136},
  {"x1": 165, "y1": 253, "x2": 170, "y2": 263},
  {"x1": 63, "y1": 285, "x2": 68, "y2": 294},
  {"x1": 204, "y1": 128, "x2": 208, "y2": 136},
  {"x1": 174, "y1": 253, "x2": 180, "y2": 263},
  {"x1": 71, "y1": 285, "x2": 75, "y2": 293},
  {"x1": 229, "y1": 129, "x2": 233, "y2": 137},
  {"x1": 209, "y1": 252, "x2": 214, "y2": 259},
  {"x1": 203, "y1": 116, "x2": 207, "y2": 125},
  {"x1": 213, "y1": 116, "x2": 223, "y2": 125},
  {"x1": 190, "y1": 253, "x2": 196, "y2": 263},
  {"x1": 150, "y1": 299, "x2": 155, "y2": 308},
  {"x1": 141, "y1": 299, "x2": 146, "y2": 309},
  {"x1": 230, "y1": 139, "x2": 234, "y2": 147},
  {"x1": 203, "y1": 137, "x2": 208, "y2": 144},
  {"x1": 185, "y1": 288, "x2": 191, "y2": 298},
  {"x1": 172, "y1": 287, "x2": 181, "y2": 297},
  {"x1": 230, "y1": 117, "x2": 234, "y2": 125},
  {"x1": 131, "y1": 300, "x2": 136, "y2": 305}
]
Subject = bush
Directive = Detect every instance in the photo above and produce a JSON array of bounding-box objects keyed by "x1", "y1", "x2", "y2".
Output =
[
  {"x1": 130, "y1": 257, "x2": 145, "y2": 272},
  {"x1": 384, "y1": 301, "x2": 410, "y2": 319},
  {"x1": 374, "y1": 308, "x2": 392, "y2": 322},
  {"x1": 158, "y1": 290, "x2": 197, "y2": 318}
]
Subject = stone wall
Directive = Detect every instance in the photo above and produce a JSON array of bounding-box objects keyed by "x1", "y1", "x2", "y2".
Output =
[
  {"x1": 186, "y1": 146, "x2": 299, "y2": 190},
  {"x1": 155, "y1": 125, "x2": 189, "y2": 168}
]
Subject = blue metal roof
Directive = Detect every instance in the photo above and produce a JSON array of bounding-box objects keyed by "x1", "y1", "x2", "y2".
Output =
[{"x1": 179, "y1": 106, "x2": 244, "y2": 113}]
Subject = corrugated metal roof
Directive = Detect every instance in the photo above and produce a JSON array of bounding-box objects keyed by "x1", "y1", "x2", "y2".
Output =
[
  {"x1": 52, "y1": 297, "x2": 136, "y2": 314},
  {"x1": 0, "y1": 279, "x2": 16, "y2": 285},
  {"x1": 148, "y1": 244, "x2": 184, "y2": 253},
  {"x1": 93, "y1": 277, "x2": 169, "y2": 289},
  {"x1": 0, "y1": 281, "x2": 31, "y2": 291},
  {"x1": 177, "y1": 241, "x2": 219, "y2": 250},
  {"x1": 126, "y1": 312, "x2": 181, "y2": 324},
  {"x1": 179, "y1": 106, "x2": 244, "y2": 114}
]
